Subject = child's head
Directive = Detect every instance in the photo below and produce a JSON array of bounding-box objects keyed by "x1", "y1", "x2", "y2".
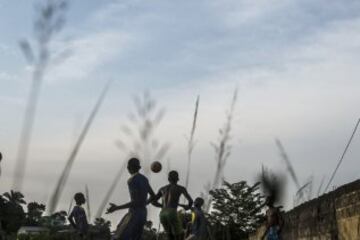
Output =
[
  {"x1": 74, "y1": 192, "x2": 86, "y2": 205},
  {"x1": 127, "y1": 158, "x2": 141, "y2": 174},
  {"x1": 168, "y1": 171, "x2": 179, "y2": 183},
  {"x1": 194, "y1": 197, "x2": 204, "y2": 208}
]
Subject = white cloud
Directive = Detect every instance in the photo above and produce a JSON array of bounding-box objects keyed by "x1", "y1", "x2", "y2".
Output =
[
  {"x1": 0, "y1": 71, "x2": 16, "y2": 81},
  {"x1": 47, "y1": 31, "x2": 131, "y2": 83}
]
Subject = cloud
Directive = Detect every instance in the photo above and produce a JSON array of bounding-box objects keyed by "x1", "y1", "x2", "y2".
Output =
[
  {"x1": 0, "y1": 71, "x2": 16, "y2": 81},
  {"x1": 47, "y1": 31, "x2": 131, "y2": 83}
]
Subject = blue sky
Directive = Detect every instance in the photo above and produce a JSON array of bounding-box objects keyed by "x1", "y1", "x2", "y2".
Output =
[{"x1": 1, "y1": 0, "x2": 360, "y2": 226}]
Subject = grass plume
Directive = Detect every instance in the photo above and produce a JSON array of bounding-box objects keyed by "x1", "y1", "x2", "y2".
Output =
[
  {"x1": 115, "y1": 91, "x2": 169, "y2": 176},
  {"x1": 205, "y1": 88, "x2": 238, "y2": 211},
  {"x1": 95, "y1": 161, "x2": 127, "y2": 219},
  {"x1": 323, "y1": 118, "x2": 360, "y2": 193},
  {"x1": 13, "y1": 0, "x2": 68, "y2": 191},
  {"x1": 48, "y1": 80, "x2": 112, "y2": 214},
  {"x1": 95, "y1": 91, "x2": 168, "y2": 218},
  {"x1": 185, "y1": 96, "x2": 200, "y2": 189},
  {"x1": 211, "y1": 88, "x2": 237, "y2": 189},
  {"x1": 85, "y1": 184, "x2": 91, "y2": 223}
]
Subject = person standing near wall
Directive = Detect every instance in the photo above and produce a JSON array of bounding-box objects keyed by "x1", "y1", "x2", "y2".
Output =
[{"x1": 262, "y1": 196, "x2": 284, "y2": 240}]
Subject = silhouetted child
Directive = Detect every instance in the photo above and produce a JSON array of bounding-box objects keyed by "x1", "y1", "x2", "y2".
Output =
[
  {"x1": 262, "y1": 196, "x2": 284, "y2": 240},
  {"x1": 68, "y1": 192, "x2": 89, "y2": 239},
  {"x1": 186, "y1": 197, "x2": 208, "y2": 240},
  {"x1": 151, "y1": 171, "x2": 193, "y2": 240},
  {"x1": 106, "y1": 158, "x2": 156, "y2": 240}
]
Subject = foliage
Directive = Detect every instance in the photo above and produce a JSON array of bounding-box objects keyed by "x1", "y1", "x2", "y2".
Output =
[
  {"x1": 17, "y1": 232, "x2": 72, "y2": 240},
  {"x1": 94, "y1": 217, "x2": 111, "y2": 229},
  {"x1": 18, "y1": 233, "x2": 51, "y2": 240},
  {"x1": 3, "y1": 190, "x2": 26, "y2": 205},
  {"x1": 208, "y1": 181, "x2": 264, "y2": 239},
  {"x1": 1, "y1": 191, "x2": 26, "y2": 233},
  {"x1": 26, "y1": 202, "x2": 46, "y2": 226},
  {"x1": 142, "y1": 221, "x2": 157, "y2": 240},
  {"x1": 93, "y1": 217, "x2": 111, "y2": 238},
  {"x1": 39, "y1": 211, "x2": 67, "y2": 230}
]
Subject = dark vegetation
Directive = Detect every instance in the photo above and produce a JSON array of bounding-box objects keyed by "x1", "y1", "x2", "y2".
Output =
[{"x1": 0, "y1": 182, "x2": 265, "y2": 240}]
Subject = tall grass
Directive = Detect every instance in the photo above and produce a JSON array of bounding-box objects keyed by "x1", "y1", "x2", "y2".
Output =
[
  {"x1": 205, "y1": 88, "x2": 237, "y2": 211},
  {"x1": 85, "y1": 184, "x2": 91, "y2": 222},
  {"x1": 48, "y1": 80, "x2": 112, "y2": 214},
  {"x1": 294, "y1": 177, "x2": 313, "y2": 205},
  {"x1": 275, "y1": 139, "x2": 317, "y2": 205},
  {"x1": 67, "y1": 197, "x2": 73, "y2": 216},
  {"x1": 95, "y1": 160, "x2": 127, "y2": 219},
  {"x1": 211, "y1": 88, "x2": 237, "y2": 189},
  {"x1": 116, "y1": 91, "x2": 169, "y2": 176},
  {"x1": 185, "y1": 96, "x2": 200, "y2": 189},
  {"x1": 317, "y1": 176, "x2": 326, "y2": 197},
  {"x1": 275, "y1": 139, "x2": 300, "y2": 189},
  {"x1": 95, "y1": 91, "x2": 169, "y2": 218},
  {"x1": 13, "y1": 0, "x2": 68, "y2": 191},
  {"x1": 323, "y1": 118, "x2": 360, "y2": 193},
  {"x1": 275, "y1": 139, "x2": 306, "y2": 203}
]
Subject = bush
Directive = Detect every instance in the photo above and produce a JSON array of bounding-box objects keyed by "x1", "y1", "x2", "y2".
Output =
[{"x1": 208, "y1": 181, "x2": 265, "y2": 239}]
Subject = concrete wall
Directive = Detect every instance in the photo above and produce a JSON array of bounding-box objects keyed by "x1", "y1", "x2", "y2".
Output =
[{"x1": 250, "y1": 179, "x2": 360, "y2": 240}]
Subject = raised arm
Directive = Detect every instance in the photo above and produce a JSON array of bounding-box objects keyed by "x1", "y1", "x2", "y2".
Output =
[
  {"x1": 106, "y1": 201, "x2": 133, "y2": 214},
  {"x1": 106, "y1": 178, "x2": 140, "y2": 214}
]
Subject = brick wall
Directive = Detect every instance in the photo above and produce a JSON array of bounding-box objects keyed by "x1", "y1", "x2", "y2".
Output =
[{"x1": 249, "y1": 179, "x2": 360, "y2": 240}]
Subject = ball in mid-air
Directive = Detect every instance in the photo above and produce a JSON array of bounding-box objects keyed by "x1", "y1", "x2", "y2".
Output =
[{"x1": 151, "y1": 161, "x2": 162, "y2": 173}]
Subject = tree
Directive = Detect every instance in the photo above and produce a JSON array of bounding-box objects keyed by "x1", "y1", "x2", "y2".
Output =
[
  {"x1": 26, "y1": 202, "x2": 46, "y2": 226},
  {"x1": 208, "y1": 181, "x2": 264, "y2": 239},
  {"x1": 142, "y1": 221, "x2": 157, "y2": 240},
  {"x1": 93, "y1": 217, "x2": 111, "y2": 240},
  {"x1": 94, "y1": 217, "x2": 111, "y2": 230},
  {"x1": 1, "y1": 191, "x2": 26, "y2": 233}
]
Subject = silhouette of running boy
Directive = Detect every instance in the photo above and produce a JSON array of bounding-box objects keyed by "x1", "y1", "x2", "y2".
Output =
[
  {"x1": 106, "y1": 158, "x2": 156, "y2": 240},
  {"x1": 151, "y1": 170, "x2": 193, "y2": 240},
  {"x1": 186, "y1": 197, "x2": 208, "y2": 240},
  {"x1": 262, "y1": 196, "x2": 284, "y2": 240},
  {"x1": 68, "y1": 192, "x2": 89, "y2": 238}
]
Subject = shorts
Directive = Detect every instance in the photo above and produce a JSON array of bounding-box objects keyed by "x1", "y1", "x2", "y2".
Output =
[
  {"x1": 267, "y1": 226, "x2": 280, "y2": 240},
  {"x1": 160, "y1": 208, "x2": 183, "y2": 236},
  {"x1": 112, "y1": 208, "x2": 147, "y2": 240}
]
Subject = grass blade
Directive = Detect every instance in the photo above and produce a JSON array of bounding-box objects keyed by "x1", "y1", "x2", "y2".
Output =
[{"x1": 48, "y1": 80, "x2": 112, "y2": 214}]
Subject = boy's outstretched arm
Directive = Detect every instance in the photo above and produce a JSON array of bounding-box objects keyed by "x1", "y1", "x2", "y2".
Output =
[
  {"x1": 106, "y1": 195, "x2": 139, "y2": 213},
  {"x1": 107, "y1": 180, "x2": 159, "y2": 214}
]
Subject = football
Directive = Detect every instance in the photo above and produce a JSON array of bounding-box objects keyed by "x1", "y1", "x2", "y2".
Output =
[{"x1": 151, "y1": 161, "x2": 162, "y2": 173}]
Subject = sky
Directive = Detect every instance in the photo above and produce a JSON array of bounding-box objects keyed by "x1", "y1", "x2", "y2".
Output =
[{"x1": 1, "y1": 0, "x2": 360, "y2": 227}]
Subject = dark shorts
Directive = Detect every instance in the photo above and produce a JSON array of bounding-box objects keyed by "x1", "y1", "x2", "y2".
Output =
[
  {"x1": 267, "y1": 226, "x2": 280, "y2": 240},
  {"x1": 112, "y1": 208, "x2": 147, "y2": 240},
  {"x1": 160, "y1": 208, "x2": 183, "y2": 236}
]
